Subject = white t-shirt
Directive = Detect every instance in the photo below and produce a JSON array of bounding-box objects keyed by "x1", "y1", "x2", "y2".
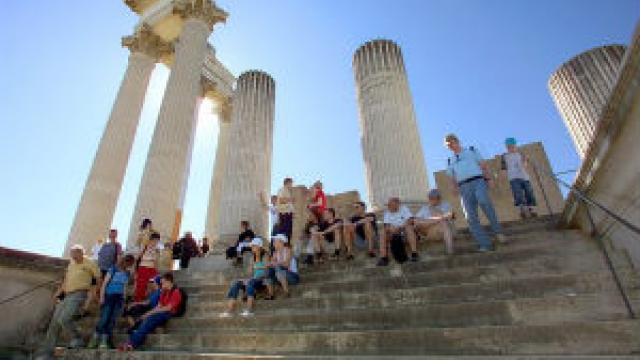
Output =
[
  {"x1": 91, "y1": 244, "x2": 102, "y2": 261},
  {"x1": 383, "y1": 206, "x2": 413, "y2": 227},
  {"x1": 269, "y1": 205, "x2": 279, "y2": 224},
  {"x1": 415, "y1": 202, "x2": 452, "y2": 220},
  {"x1": 504, "y1": 152, "x2": 530, "y2": 181}
]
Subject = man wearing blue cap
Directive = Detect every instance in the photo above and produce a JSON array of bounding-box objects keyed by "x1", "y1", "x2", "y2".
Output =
[
  {"x1": 444, "y1": 134, "x2": 508, "y2": 251},
  {"x1": 501, "y1": 138, "x2": 537, "y2": 219}
]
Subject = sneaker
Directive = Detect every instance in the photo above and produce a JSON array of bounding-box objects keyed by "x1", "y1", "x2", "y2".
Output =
[
  {"x1": 495, "y1": 234, "x2": 509, "y2": 244},
  {"x1": 219, "y1": 312, "x2": 233, "y2": 318},
  {"x1": 239, "y1": 309, "x2": 254, "y2": 317},
  {"x1": 330, "y1": 250, "x2": 340, "y2": 260},
  {"x1": 87, "y1": 334, "x2": 99, "y2": 349},
  {"x1": 367, "y1": 251, "x2": 377, "y2": 258},
  {"x1": 376, "y1": 257, "x2": 389, "y2": 267},
  {"x1": 529, "y1": 209, "x2": 538, "y2": 217},
  {"x1": 302, "y1": 255, "x2": 314, "y2": 265},
  {"x1": 346, "y1": 254, "x2": 355, "y2": 261},
  {"x1": 98, "y1": 340, "x2": 109, "y2": 350},
  {"x1": 67, "y1": 337, "x2": 84, "y2": 349},
  {"x1": 410, "y1": 253, "x2": 419, "y2": 262}
]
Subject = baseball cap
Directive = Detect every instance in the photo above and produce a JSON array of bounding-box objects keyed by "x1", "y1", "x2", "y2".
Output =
[
  {"x1": 428, "y1": 189, "x2": 442, "y2": 199},
  {"x1": 505, "y1": 137, "x2": 517, "y2": 146},
  {"x1": 149, "y1": 275, "x2": 162, "y2": 286},
  {"x1": 69, "y1": 244, "x2": 84, "y2": 252}
]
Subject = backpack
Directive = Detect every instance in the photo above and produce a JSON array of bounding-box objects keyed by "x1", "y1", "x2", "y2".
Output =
[
  {"x1": 171, "y1": 287, "x2": 188, "y2": 317},
  {"x1": 389, "y1": 234, "x2": 408, "y2": 264}
]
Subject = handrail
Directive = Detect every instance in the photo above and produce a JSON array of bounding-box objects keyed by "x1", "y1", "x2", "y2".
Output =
[
  {"x1": 0, "y1": 279, "x2": 58, "y2": 307},
  {"x1": 529, "y1": 160, "x2": 637, "y2": 319}
]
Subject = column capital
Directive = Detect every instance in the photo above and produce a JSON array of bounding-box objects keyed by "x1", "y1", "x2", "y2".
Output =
[
  {"x1": 201, "y1": 76, "x2": 217, "y2": 97},
  {"x1": 121, "y1": 24, "x2": 174, "y2": 61},
  {"x1": 173, "y1": 0, "x2": 228, "y2": 31},
  {"x1": 216, "y1": 99, "x2": 232, "y2": 123}
]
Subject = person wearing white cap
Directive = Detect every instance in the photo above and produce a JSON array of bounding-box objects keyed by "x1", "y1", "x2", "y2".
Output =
[
  {"x1": 266, "y1": 234, "x2": 299, "y2": 297},
  {"x1": 37, "y1": 244, "x2": 100, "y2": 359},
  {"x1": 414, "y1": 189, "x2": 456, "y2": 255},
  {"x1": 220, "y1": 237, "x2": 274, "y2": 317}
]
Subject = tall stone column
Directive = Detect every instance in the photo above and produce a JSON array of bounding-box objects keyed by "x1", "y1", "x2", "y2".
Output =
[
  {"x1": 217, "y1": 71, "x2": 275, "y2": 243},
  {"x1": 353, "y1": 39, "x2": 430, "y2": 210},
  {"x1": 204, "y1": 100, "x2": 231, "y2": 249},
  {"x1": 128, "y1": 2, "x2": 227, "y2": 247},
  {"x1": 64, "y1": 28, "x2": 171, "y2": 255},
  {"x1": 548, "y1": 45, "x2": 626, "y2": 158}
]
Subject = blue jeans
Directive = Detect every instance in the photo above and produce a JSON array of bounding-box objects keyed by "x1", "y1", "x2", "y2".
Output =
[
  {"x1": 459, "y1": 178, "x2": 502, "y2": 248},
  {"x1": 95, "y1": 293, "x2": 123, "y2": 337},
  {"x1": 267, "y1": 267, "x2": 300, "y2": 286},
  {"x1": 129, "y1": 311, "x2": 172, "y2": 348},
  {"x1": 227, "y1": 278, "x2": 265, "y2": 299},
  {"x1": 509, "y1": 179, "x2": 537, "y2": 207}
]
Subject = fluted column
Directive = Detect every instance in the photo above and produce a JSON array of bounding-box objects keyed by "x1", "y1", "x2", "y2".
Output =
[
  {"x1": 548, "y1": 45, "x2": 626, "y2": 158},
  {"x1": 128, "y1": 3, "x2": 227, "y2": 247},
  {"x1": 217, "y1": 71, "x2": 275, "y2": 243},
  {"x1": 204, "y1": 101, "x2": 231, "y2": 249},
  {"x1": 64, "y1": 29, "x2": 171, "y2": 255},
  {"x1": 353, "y1": 40, "x2": 430, "y2": 210}
]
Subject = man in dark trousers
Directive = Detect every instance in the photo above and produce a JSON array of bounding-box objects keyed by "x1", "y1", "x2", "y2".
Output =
[{"x1": 173, "y1": 231, "x2": 200, "y2": 269}]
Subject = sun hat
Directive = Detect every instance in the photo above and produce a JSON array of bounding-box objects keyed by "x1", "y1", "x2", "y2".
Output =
[
  {"x1": 250, "y1": 238, "x2": 263, "y2": 247},
  {"x1": 70, "y1": 244, "x2": 84, "y2": 252},
  {"x1": 272, "y1": 234, "x2": 288, "y2": 244}
]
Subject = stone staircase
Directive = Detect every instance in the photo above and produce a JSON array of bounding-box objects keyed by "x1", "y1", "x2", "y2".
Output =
[{"x1": 67, "y1": 217, "x2": 640, "y2": 359}]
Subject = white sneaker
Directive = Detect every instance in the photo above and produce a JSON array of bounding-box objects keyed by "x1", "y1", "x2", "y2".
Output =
[
  {"x1": 239, "y1": 309, "x2": 254, "y2": 317},
  {"x1": 495, "y1": 234, "x2": 509, "y2": 244},
  {"x1": 219, "y1": 312, "x2": 233, "y2": 318}
]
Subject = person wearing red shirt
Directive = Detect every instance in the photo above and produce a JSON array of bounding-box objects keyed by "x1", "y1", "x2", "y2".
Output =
[
  {"x1": 308, "y1": 181, "x2": 326, "y2": 222},
  {"x1": 119, "y1": 273, "x2": 182, "y2": 351}
]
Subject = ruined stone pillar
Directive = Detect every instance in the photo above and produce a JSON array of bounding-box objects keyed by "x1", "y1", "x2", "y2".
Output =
[
  {"x1": 65, "y1": 29, "x2": 171, "y2": 255},
  {"x1": 353, "y1": 40, "x2": 430, "y2": 210},
  {"x1": 204, "y1": 101, "x2": 231, "y2": 250},
  {"x1": 548, "y1": 45, "x2": 626, "y2": 158},
  {"x1": 217, "y1": 71, "x2": 275, "y2": 243},
  {"x1": 128, "y1": 3, "x2": 226, "y2": 247}
]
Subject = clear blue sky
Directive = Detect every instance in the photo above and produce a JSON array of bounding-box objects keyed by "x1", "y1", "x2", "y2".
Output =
[{"x1": 0, "y1": 0, "x2": 637, "y2": 257}]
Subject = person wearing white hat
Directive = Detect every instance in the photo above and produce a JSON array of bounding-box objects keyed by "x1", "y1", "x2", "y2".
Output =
[
  {"x1": 266, "y1": 234, "x2": 299, "y2": 297},
  {"x1": 220, "y1": 237, "x2": 273, "y2": 317},
  {"x1": 413, "y1": 189, "x2": 456, "y2": 255}
]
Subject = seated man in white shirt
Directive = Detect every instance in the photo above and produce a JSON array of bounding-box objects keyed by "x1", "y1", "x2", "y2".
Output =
[
  {"x1": 377, "y1": 197, "x2": 418, "y2": 266},
  {"x1": 414, "y1": 189, "x2": 456, "y2": 255}
]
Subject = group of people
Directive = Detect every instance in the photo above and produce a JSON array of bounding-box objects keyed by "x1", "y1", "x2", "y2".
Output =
[
  {"x1": 220, "y1": 134, "x2": 539, "y2": 313},
  {"x1": 37, "y1": 133, "x2": 539, "y2": 356},
  {"x1": 36, "y1": 220, "x2": 193, "y2": 359}
]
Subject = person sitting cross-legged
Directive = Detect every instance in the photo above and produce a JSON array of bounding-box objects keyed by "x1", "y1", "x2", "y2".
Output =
[
  {"x1": 118, "y1": 272, "x2": 183, "y2": 352},
  {"x1": 377, "y1": 197, "x2": 418, "y2": 266},
  {"x1": 343, "y1": 201, "x2": 378, "y2": 259},
  {"x1": 311, "y1": 208, "x2": 343, "y2": 262},
  {"x1": 220, "y1": 238, "x2": 274, "y2": 317},
  {"x1": 266, "y1": 234, "x2": 299, "y2": 297},
  {"x1": 413, "y1": 189, "x2": 456, "y2": 256}
]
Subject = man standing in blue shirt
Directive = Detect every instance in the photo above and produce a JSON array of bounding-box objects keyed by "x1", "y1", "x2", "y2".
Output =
[{"x1": 444, "y1": 134, "x2": 508, "y2": 251}]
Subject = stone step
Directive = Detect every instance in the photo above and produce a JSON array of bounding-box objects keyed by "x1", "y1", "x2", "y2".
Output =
[
  {"x1": 105, "y1": 320, "x2": 639, "y2": 355},
  {"x1": 180, "y1": 231, "x2": 597, "y2": 291},
  {"x1": 189, "y1": 270, "x2": 627, "y2": 313},
  {"x1": 176, "y1": 218, "x2": 559, "y2": 279},
  {"x1": 159, "y1": 292, "x2": 631, "y2": 332},
  {"x1": 64, "y1": 350, "x2": 640, "y2": 360}
]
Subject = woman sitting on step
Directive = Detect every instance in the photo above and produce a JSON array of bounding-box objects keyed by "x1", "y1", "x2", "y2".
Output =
[
  {"x1": 220, "y1": 237, "x2": 274, "y2": 317},
  {"x1": 266, "y1": 234, "x2": 299, "y2": 297}
]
